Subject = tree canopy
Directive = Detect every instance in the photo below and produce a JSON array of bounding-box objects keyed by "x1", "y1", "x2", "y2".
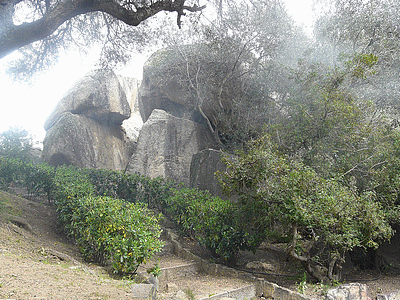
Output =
[{"x1": 0, "y1": 0, "x2": 205, "y2": 75}]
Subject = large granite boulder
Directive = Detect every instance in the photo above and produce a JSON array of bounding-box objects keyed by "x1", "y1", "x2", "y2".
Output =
[
  {"x1": 138, "y1": 47, "x2": 210, "y2": 125},
  {"x1": 44, "y1": 69, "x2": 131, "y2": 131},
  {"x1": 43, "y1": 69, "x2": 135, "y2": 170},
  {"x1": 43, "y1": 112, "x2": 131, "y2": 170},
  {"x1": 126, "y1": 109, "x2": 215, "y2": 186},
  {"x1": 190, "y1": 149, "x2": 228, "y2": 198}
]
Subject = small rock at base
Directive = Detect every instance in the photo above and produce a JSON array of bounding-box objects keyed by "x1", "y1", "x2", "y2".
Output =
[
  {"x1": 165, "y1": 283, "x2": 179, "y2": 293},
  {"x1": 131, "y1": 283, "x2": 156, "y2": 300},
  {"x1": 174, "y1": 290, "x2": 189, "y2": 300},
  {"x1": 326, "y1": 283, "x2": 371, "y2": 300}
]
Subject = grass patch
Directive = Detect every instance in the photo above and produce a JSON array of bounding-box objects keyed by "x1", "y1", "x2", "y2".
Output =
[
  {"x1": 0, "y1": 191, "x2": 9, "y2": 216},
  {"x1": 184, "y1": 289, "x2": 195, "y2": 300}
]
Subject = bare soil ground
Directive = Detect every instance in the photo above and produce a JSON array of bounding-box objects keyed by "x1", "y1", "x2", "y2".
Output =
[
  {"x1": 0, "y1": 190, "x2": 137, "y2": 299},
  {"x1": 0, "y1": 189, "x2": 399, "y2": 299}
]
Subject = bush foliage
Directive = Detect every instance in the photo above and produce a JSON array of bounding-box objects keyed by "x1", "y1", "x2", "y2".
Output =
[
  {"x1": 0, "y1": 118, "x2": 399, "y2": 282},
  {"x1": 66, "y1": 195, "x2": 163, "y2": 274},
  {"x1": 0, "y1": 156, "x2": 167, "y2": 275},
  {"x1": 218, "y1": 135, "x2": 393, "y2": 282},
  {"x1": 166, "y1": 188, "x2": 255, "y2": 263}
]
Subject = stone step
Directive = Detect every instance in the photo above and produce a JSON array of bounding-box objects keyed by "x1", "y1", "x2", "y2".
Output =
[
  {"x1": 158, "y1": 272, "x2": 255, "y2": 300},
  {"x1": 159, "y1": 262, "x2": 198, "y2": 285},
  {"x1": 134, "y1": 228, "x2": 309, "y2": 300},
  {"x1": 136, "y1": 244, "x2": 256, "y2": 300}
]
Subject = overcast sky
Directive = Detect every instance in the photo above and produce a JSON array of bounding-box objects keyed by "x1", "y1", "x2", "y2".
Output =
[{"x1": 0, "y1": 0, "x2": 314, "y2": 144}]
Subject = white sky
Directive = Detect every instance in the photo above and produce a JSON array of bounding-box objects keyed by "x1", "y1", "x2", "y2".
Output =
[{"x1": 0, "y1": 0, "x2": 313, "y2": 144}]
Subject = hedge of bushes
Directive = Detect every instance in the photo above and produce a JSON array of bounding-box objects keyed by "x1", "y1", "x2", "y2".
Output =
[
  {"x1": 0, "y1": 159, "x2": 166, "y2": 274},
  {"x1": 0, "y1": 157, "x2": 253, "y2": 265},
  {"x1": 165, "y1": 188, "x2": 257, "y2": 263},
  {"x1": 64, "y1": 195, "x2": 163, "y2": 274}
]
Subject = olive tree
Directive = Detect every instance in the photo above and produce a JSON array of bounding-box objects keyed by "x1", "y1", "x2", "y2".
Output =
[
  {"x1": 145, "y1": 0, "x2": 309, "y2": 150},
  {"x1": 218, "y1": 135, "x2": 392, "y2": 282},
  {"x1": 267, "y1": 52, "x2": 400, "y2": 216},
  {"x1": 0, "y1": 0, "x2": 205, "y2": 76},
  {"x1": 0, "y1": 127, "x2": 34, "y2": 161},
  {"x1": 314, "y1": 0, "x2": 400, "y2": 110},
  {"x1": 215, "y1": 52, "x2": 400, "y2": 281}
]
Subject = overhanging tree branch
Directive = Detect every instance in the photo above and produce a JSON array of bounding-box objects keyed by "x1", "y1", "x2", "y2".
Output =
[{"x1": 0, "y1": 0, "x2": 205, "y2": 59}]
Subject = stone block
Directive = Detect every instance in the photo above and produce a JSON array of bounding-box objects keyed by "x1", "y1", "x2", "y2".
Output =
[
  {"x1": 126, "y1": 109, "x2": 215, "y2": 186},
  {"x1": 262, "y1": 281, "x2": 276, "y2": 298},
  {"x1": 377, "y1": 292, "x2": 400, "y2": 300},
  {"x1": 174, "y1": 290, "x2": 189, "y2": 300},
  {"x1": 226, "y1": 284, "x2": 256, "y2": 300},
  {"x1": 274, "y1": 285, "x2": 292, "y2": 300},
  {"x1": 131, "y1": 283, "x2": 156, "y2": 300},
  {"x1": 326, "y1": 283, "x2": 371, "y2": 300}
]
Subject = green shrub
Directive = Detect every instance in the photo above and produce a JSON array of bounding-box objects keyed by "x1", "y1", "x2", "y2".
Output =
[
  {"x1": 87, "y1": 168, "x2": 175, "y2": 210},
  {"x1": 86, "y1": 168, "x2": 122, "y2": 198},
  {"x1": 166, "y1": 188, "x2": 254, "y2": 263},
  {"x1": 23, "y1": 163, "x2": 55, "y2": 201},
  {"x1": 218, "y1": 135, "x2": 392, "y2": 281},
  {"x1": 53, "y1": 165, "x2": 95, "y2": 232},
  {"x1": 70, "y1": 195, "x2": 163, "y2": 274},
  {"x1": 139, "y1": 176, "x2": 175, "y2": 210},
  {"x1": 0, "y1": 157, "x2": 25, "y2": 189},
  {"x1": 0, "y1": 160, "x2": 167, "y2": 275}
]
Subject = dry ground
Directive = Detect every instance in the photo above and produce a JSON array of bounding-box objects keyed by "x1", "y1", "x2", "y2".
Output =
[{"x1": 0, "y1": 190, "x2": 135, "y2": 299}]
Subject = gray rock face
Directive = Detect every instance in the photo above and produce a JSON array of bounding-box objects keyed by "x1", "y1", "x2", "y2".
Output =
[
  {"x1": 190, "y1": 149, "x2": 228, "y2": 198},
  {"x1": 43, "y1": 112, "x2": 131, "y2": 170},
  {"x1": 42, "y1": 69, "x2": 137, "y2": 170},
  {"x1": 326, "y1": 283, "x2": 371, "y2": 300},
  {"x1": 126, "y1": 109, "x2": 215, "y2": 186},
  {"x1": 131, "y1": 283, "x2": 156, "y2": 300},
  {"x1": 44, "y1": 69, "x2": 131, "y2": 131},
  {"x1": 138, "y1": 49, "x2": 206, "y2": 124},
  {"x1": 377, "y1": 292, "x2": 400, "y2": 300}
]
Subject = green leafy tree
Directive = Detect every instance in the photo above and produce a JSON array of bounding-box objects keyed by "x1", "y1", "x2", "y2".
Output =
[
  {"x1": 218, "y1": 135, "x2": 392, "y2": 282},
  {"x1": 267, "y1": 55, "x2": 400, "y2": 220},
  {"x1": 314, "y1": 0, "x2": 400, "y2": 110},
  {"x1": 146, "y1": 0, "x2": 308, "y2": 149},
  {"x1": 0, "y1": 127, "x2": 34, "y2": 162}
]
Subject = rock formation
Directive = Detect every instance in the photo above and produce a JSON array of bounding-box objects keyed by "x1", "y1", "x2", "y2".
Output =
[
  {"x1": 43, "y1": 112, "x2": 131, "y2": 169},
  {"x1": 190, "y1": 149, "x2": 228, "y2": 198},
  {"x1": 44, "y1": 69, "x2": 130, "y2": 131},
  {"x1": 326, "y1": 283, "x2": 371, "y2": 300},
  {"x1": 43, "y1": 69, "x2": 136, "y2": 170},
  {"x1": 42, "y1": 58, "x2": 222, "y2": 188},
  {"x1": 126, "y1": 109, "x2": 215, "y2": 186},
  {"x1": 138, "y1": 48, "x2": 208, "y2": 125}
]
